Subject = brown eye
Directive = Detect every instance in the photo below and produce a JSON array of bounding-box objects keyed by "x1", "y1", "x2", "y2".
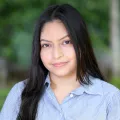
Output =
[
  {"x1": 63, "y1": 40, "x2": 71, "y2": 45},
  {"x1": 41, "y1": 44, "x2": 50, "y2": 48}
]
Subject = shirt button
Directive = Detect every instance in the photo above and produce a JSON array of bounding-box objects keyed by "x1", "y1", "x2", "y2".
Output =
[
  {"x1": 70, "y1": 93, "x2": 74, "y2": 98},
  {"x1": 60, "y1": 112, "x2": 62, "y2": 116}
]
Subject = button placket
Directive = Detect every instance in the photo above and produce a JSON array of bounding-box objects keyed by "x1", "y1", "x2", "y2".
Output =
[{"x1": 46, "y1": 87, "x2": 62, "y2": 112}]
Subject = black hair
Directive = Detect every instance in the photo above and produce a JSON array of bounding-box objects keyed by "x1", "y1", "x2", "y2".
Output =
[{"x1": 17, "y1": 3, "x2": 104, "y2": 120}]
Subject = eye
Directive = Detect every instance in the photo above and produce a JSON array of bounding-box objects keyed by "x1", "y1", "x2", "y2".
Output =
[
  {"x1": 63, "y1": 40, "x2": 72, "y2": 45},
  {"x1": 41, "y1": 44, "x2": 50, "y2": 48}
]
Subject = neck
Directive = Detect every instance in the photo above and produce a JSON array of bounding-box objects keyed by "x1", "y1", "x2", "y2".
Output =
[{"x1": 49, "y1": 72, "x2": 80, "y2": 90}]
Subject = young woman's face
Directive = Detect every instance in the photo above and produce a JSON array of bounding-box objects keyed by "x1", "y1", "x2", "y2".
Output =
[{"x1": 40, "y1": 20, "x2": 77, "y2": 77}]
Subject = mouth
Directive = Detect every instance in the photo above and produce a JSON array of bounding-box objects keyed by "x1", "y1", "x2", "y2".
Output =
[{"x1": 52, "y1": 62, "x2": 68, "y2": 67}]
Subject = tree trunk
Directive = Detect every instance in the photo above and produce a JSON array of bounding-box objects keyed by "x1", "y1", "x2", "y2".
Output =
[
  {"x1": 110, "y1": 0, "x2": 120, "y2": 78},
  {"x1": 0, "y1": 58, "x2": 8, "y2": 88}
]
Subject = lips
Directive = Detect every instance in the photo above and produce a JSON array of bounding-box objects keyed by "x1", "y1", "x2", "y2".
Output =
[{"x1": 53, "y1": 62, "x2": 68, "y2": 67}]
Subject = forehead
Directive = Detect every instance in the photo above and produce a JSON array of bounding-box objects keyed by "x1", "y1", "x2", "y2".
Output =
[{"x1": 40, "y1": 20, "x2": 69, "y2": 41}]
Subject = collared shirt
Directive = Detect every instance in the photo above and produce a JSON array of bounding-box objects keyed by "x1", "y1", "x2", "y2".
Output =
[{"x1": 0, "y1": 74, "x2": 120, "y2": 120}]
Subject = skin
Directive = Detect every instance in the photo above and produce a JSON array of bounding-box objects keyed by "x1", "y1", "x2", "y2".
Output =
[{"x1": 40, "y1": 20, "x2": 80, "y2": 103}]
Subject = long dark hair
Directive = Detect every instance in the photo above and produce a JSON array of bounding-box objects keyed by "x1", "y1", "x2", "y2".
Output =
[{"x1": 17, "y1": 4, "x2": 104, "y2": 120}]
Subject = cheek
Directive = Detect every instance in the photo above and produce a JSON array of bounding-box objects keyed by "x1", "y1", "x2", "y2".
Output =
[
  {"x1": 63, "y1": 47, "x2": 76, "y2": 59},
  {"x1": 40, "y1": 50, "x2": 52, "y2": 63}
]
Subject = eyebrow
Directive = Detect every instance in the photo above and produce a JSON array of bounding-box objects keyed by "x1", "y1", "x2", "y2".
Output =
[{"x1": 40, "y1": 34, "x2": 69, "y2": 43}]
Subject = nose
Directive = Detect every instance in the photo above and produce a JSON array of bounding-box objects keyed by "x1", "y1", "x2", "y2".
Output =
[{"x1": 53, "y1": 46, "x2": 64, "y2": 59}]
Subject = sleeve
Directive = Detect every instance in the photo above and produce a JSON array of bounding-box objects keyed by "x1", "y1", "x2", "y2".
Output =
[
  {"x1": 0, "y1": 81, "x2": 24, "y2": 120},
  {"x1": 107, "y1": 90, "x2": 120, "y2": 120}
]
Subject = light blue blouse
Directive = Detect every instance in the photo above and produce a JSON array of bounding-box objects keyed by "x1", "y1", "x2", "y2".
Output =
[{"x1": 0, "y1": 74, "x2": 120, "y2": 120}]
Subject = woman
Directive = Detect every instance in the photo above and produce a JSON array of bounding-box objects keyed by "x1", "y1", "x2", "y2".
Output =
[{"x1": 0, "y1": 4, "x2": 120, "y2": 120}]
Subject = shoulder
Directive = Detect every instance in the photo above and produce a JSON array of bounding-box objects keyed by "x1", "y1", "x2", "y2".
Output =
[
  {"x1": 2, "y1": 79, "x2": 27, "y2": 104},
  {"x1": 90, "y1": 76, "x2": 120, "y2": 94},
  {"x1": 0, "y1": 79, "x2": 27, "y2": 119},
  {"x1": 6, "y1": 79, "x2": 27, "y2": 98},
  {"x1": 5, "y1": 79, "x2": 27, "y2": 100},
  {"x1": 12, "y1": 79, "x2": 27, "y2": 92},
  {"x1": 101, "y1": 80, "x2": 120, "y2": 93},
  {"x1": 89, "y1": 77, "x2": 120, "y2": 119},
  {"x1": 88, "y1": 76, "x2": 120, "y2": 99}
]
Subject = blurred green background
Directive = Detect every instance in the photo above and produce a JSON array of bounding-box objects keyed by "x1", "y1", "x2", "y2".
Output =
[{"x1": 0, "y1": 0, "x2": 120, "y2": 110}]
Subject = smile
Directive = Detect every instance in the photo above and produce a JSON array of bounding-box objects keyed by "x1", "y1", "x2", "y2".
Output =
[{"x1": 53, "y1": 62, "x2": 68, "y2": 67}]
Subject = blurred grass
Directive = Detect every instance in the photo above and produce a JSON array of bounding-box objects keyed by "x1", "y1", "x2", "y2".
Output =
[
  {"x1": 110, "y1": 77, "x2": 120, "y2": 89},
  {"x1": 0, "y1": 87, "x2": 11, "y2": 110}
]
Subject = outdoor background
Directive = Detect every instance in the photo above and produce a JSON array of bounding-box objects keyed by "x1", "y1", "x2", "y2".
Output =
[{"x1": 0, "y1": 0, "x2": 120, "y2": 110}]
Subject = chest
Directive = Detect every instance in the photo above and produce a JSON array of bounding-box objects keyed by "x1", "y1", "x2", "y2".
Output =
[
  {"x1": 36, "y1": 92, "x2": 108, "y2": 120},
  {"x1": 53, "y1": 90, "x2": 72, "y2": 104}
]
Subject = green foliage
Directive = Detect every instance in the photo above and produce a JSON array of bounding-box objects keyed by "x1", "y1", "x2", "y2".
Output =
[
  {"x1": 11, "y1": 31, "x2": 32, "y2": 67},
  {"x1": 110, "y1": 77, "x2": 120, "y2": 89}
]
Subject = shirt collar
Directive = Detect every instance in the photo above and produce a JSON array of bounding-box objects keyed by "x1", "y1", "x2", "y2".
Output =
[
  {"x1": 44, "y1": 73, "x2": 51, "y2": 87},
  {"x1": 86, "y1": 75, "x2": 103, "y2": 95},
  {"x1": 44, "y1": 73, "x2": 103, "y2": 96},
  {"x1": 71, "y1": 75, "x2": 103, "y2": 96}
]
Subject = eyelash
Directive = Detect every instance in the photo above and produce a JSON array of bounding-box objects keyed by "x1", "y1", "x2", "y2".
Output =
[{"x1": 41, "y1": 40, "x2": 72, "y2": 48}]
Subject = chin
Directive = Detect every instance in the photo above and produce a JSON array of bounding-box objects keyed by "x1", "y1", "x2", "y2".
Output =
[{"x1": 50, "y1": 69, "x2": 73, "y2": 77}]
